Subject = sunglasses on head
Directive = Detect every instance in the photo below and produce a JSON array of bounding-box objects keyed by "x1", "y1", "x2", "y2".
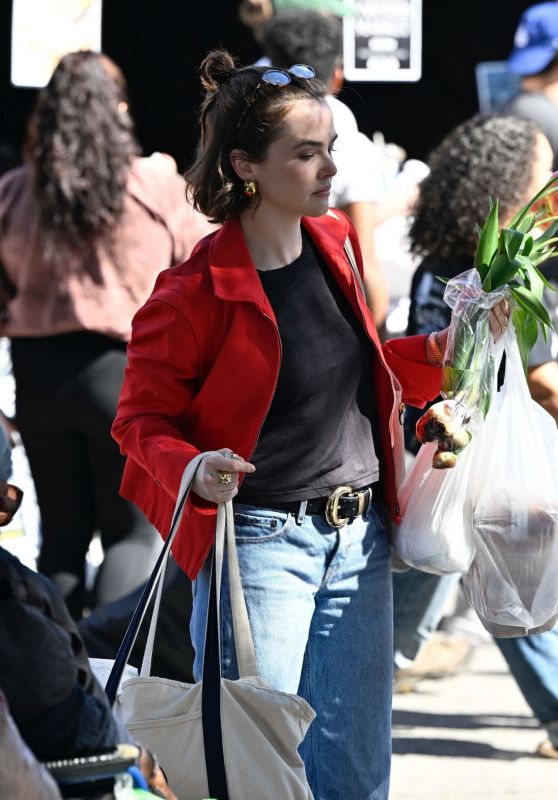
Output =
[{"x1": 236, "y1": 63, "x2": 316, "y2": 131}]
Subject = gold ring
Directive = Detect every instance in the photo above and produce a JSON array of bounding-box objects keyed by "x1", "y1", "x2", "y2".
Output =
[{"x1": 217, "y1": 471, "x2": 233, "y2": 484}]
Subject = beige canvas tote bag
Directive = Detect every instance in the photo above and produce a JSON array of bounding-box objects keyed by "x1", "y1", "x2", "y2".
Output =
[{"x1": 106, "y1": 454, "x2": 315, "y2": 800}]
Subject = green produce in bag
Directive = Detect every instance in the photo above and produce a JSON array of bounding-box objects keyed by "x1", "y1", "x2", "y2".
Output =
[{"x1": 416, "y1": 172, "x2": 558, "y2": 469}]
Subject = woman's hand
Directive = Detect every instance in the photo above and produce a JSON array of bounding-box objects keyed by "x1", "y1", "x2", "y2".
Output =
[
  {"x1": 488, "y1": 298, "x2": 511, "y2": 341},
  {"x1": 139, "y1": 748, "x2": 177, "y2": 800},
  {"x1": 428, "y1": 299, "x2": 512, "y2": 365},
  {"x1": 193, "y1": 449, "x2": 256, "y2": 504}
]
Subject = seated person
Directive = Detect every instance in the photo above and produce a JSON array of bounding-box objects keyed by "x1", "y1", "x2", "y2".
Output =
[{"x1": 0, "y1": 541, "x2": 175, "y2": 798}]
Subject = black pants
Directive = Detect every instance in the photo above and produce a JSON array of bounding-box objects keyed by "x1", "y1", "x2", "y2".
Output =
[
  {"x1": 79, "y1": 556, "x2": 195, "y2": 684},
  {"x1": 11, "y1": 333, "x2": 161, "y2": 618}
]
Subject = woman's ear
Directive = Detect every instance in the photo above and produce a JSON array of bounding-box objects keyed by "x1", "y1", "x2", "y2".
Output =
[{"x1": 229, "y1": 149, "x2": 257, "y2": 181}]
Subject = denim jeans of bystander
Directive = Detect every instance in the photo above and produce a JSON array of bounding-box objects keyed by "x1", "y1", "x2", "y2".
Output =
[
  {"x1": 392, "y1": 568, "x2": 461, "y2": 668},
  {"x1": 496, "y1": 624, "x2": 558, "y2": 748},
  {"x1": 392, "y1": 567, "x2": 558, "y2": 754}
]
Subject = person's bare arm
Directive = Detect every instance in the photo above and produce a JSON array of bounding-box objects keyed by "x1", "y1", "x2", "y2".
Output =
[
  {"x1": 528, "y1": 361, "x2": 558, "y2": 424},
  {"x1": 341, "y1": 201, "x2": 389, "y2": 326}
]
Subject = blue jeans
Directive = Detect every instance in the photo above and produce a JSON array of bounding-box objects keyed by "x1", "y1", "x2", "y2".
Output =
[
  {"x1": 0, "y1": 426, "x2": 12, "y2": 482},
  {"x1": 190, "y1": 500, "x2": 393, "y2": 800},
  {"x1": 392, "y1": 568, "x2": 460, "y2": 667},
  {"x1": 392, "y1": 570, "x2": 558, "y2": 746},
  {"x1": 496, "y1": 624, "x2": 558, "y2": 746}
]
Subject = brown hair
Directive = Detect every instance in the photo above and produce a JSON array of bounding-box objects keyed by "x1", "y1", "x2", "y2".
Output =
[
  {"x1": 26, "y1": 51, "x2": 138, "y2": 256},
  {"x1": 185, "y1": 49, "x2": 326, "y2": 223}
]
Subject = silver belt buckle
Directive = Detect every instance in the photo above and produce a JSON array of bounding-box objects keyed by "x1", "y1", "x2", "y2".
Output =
[{"x1": 325, "y1": 485, "x2": 353, "y2": 528}]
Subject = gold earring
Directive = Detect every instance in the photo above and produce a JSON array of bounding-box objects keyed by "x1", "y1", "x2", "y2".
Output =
[{"x1": 243, "y1": 179, "x2": 258, "y2": 198}]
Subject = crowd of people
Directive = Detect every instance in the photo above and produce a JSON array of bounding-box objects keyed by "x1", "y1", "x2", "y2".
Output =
[{"x1": 1, "y1": 1, "x2": 558, "y2": 798}]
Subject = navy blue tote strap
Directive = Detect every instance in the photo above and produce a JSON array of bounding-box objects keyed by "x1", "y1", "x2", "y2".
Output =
[
  {"x1": 105, "y1": 453, "x2": 207, "y2": 706},
  {"x1": 201, "y1": 555, "x2": 229, "y2": 800},
  {"x1": 104, "y1": 454, "x2": 256, "y2": 800}
]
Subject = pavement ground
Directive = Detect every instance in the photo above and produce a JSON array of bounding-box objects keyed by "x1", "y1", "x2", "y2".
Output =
[{"x1": 391, "y1": 642, "x2": 558, "y2": 799}]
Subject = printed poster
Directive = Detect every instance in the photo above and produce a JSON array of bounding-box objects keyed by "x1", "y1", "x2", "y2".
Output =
[
  {"x1": 343, "y1": 0, "x2": 422, "y2": 82},
  {"x1": 11, "y1": 0, "x2": 103, "y2": 88}
]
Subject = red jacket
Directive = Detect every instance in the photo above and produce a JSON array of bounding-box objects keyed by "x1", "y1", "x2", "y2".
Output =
[{"x1": 112, "y1": 211, "x2": 442, "y2": 578}]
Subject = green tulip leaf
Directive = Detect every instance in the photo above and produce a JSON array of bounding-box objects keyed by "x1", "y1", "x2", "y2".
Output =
[
  {"x1": 530, "y1": 238, "x2": 558, "y2": 257},
  {"x1": 519, "y1": 257, "x2": 555, "y2": 293},
  {"x1": 531, "y1": 219, "x2": 558, "y2": 247},
  {"x1": 516, "y1": 211, "x2": 537, "y2": 233},
  {"x1": 509, "y1": 173, "x2": 558, "y2": 228},
  {"x1": 530, "y1": 249, "x2": 558, "y2": 269},
  {"x1": 474, "y1": 198, "x2": 499, "y2": 279},
  {"x1": 522, "y1": 236, "x2": 534, "y2": 256},
  {"x1": 513, "y1": 311, "x2": 539, "y2": 374},
  {"x1": 484, "y1": 253, "x2": 523, "y2": 290},
  {"x1": 500, "y1": 227, "x2": 524, "y2": 261},
  {"x1": 510, "y1": 285, "x2": 553, "y2": 328}
]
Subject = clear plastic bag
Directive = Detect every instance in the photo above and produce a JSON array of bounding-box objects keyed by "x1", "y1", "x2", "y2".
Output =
[
  {"x1": 393, "y1": 434, "x2": 480, "y2": 575},
  {"x1": 462, "y1": 325, "x2": 558, "y2": 637},
  {"x1": 393, "y1": 271, "x2": 505, "y2": 574},
  {"x1": 415, "y1": 269, "x2": 507, "y2": 470},
  {"x1": 442, "y1": 268, "x2": 508, "y2": 422}
]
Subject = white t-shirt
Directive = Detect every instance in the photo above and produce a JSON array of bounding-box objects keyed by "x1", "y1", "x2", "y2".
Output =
[{"x1": 326, "y1": 95, "x2": 384, "y2": 208}]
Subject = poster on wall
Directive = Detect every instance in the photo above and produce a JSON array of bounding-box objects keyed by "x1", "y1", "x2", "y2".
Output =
[
  {"x1": 343, "y1": 0, "x2": 422, "y2": 82},
  {"x1": 11, "y1": 0, "x2": 103, "y2": 88}
]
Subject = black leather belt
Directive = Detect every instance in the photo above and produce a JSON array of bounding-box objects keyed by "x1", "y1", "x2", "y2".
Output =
[{"x1": 239, "y1": 482, "x2": 381, "y2": 528}]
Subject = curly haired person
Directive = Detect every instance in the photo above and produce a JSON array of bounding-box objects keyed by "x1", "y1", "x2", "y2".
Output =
[{"x1": 0, "y1": 51, "x2": 214, "y2": 618}]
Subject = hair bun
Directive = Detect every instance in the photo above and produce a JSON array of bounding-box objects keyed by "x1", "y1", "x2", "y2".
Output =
[{"x1": 199, "y1": 49, "x2": 237, "y2": 93}]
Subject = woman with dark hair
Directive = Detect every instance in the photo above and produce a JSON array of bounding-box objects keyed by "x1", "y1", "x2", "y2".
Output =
[
  {"x1": 0, "y1": 50, "x2": 214, "y2": 618},
  {"x1": 409, "y1": 114, "x2": 549, "y2": 271},
  {"x1": 405, "y1": 114, "x2": 555, "y2": 447},
  {"x1": 394, "y1": 112, "x2": 558, "y2": 762},
  {"x1": 112, "y1": 51, "x2": 508, "y2": 798}
]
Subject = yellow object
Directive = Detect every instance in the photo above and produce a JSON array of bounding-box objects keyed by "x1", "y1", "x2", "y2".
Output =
[{"x1": 243, "y1": 179, "x2": 258, "y2": 198}]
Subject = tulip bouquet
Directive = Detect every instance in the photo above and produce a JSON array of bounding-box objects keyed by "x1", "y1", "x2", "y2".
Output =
[{"x1": 417, "y1": 172, "x2": 558, "y2": 468}]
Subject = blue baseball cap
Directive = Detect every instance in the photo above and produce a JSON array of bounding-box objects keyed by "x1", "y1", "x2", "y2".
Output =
[{"x1": 508, "y1": 2, "x2": 558, "y2": 75}]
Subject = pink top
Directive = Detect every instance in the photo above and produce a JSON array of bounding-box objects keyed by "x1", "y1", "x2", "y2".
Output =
[{"x1": 0, "y1": 154, "x2": 216, "y2": 341}]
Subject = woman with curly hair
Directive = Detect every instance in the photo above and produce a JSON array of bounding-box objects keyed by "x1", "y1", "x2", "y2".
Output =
[
  {"x1": 0, "y1": 51, "x2": 214, "y2": 618},
  {"x1": 408, "y1": 114, "x2": 547, "y2": 265},
  {"x1": 393, "y1": 115, "x2": 558, "y2": 757},
  {"x1": 405, "y1": 113, "x2": 554, "y2": 447}
]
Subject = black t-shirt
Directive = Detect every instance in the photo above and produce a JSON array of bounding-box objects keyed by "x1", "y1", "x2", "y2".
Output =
[
  {"x1": 406, "y1": 255, "x2": 469, "y2": 337},
  {"x1": 238, "y1": 233, "x2": 379, "y2": 504}
]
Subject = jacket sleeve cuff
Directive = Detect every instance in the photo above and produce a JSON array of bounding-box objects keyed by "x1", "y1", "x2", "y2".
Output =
[
  {"x1": 383, "y1": 334, "x2": 442, "y2": 408},
  {"x1": 154, "y1": 447, "x2": 218, "y2": 515}
]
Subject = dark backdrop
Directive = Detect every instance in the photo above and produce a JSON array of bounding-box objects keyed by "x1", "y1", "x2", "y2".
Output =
[{"x1": 0, "y1": 1, "x2": 537, "y2": 173}]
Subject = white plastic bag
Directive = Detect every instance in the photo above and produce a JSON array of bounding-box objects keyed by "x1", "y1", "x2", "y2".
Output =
[
  {"x1": 393, "y1": 268, "x2": 507, "y2": 574},
  {"x1": 89, "y1": 657, "x2": 138, "y2": 695},
  {"x1": 393, "y1": 433, "x2": 481, "y2": 575},
  {"x1": 462, "y1": 326, "x2": 558, "y2": 636}
]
